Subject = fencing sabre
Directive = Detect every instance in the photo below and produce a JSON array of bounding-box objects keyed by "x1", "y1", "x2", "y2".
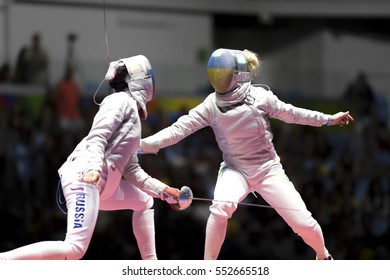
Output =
[{"x1": 164, "y1": 186, "x2": 300, "y2": 211}]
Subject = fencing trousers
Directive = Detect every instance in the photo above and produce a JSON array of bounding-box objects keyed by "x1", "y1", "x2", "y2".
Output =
[{"x1": 204, "y1": 163, "x2": 330, "y2": 260}]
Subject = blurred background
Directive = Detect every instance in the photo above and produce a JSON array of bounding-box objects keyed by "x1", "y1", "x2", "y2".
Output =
[{"x1": 0, "y1": 0, "x2": 389, "y2": 260}]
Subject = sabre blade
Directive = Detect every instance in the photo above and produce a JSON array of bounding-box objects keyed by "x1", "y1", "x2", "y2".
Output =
[
  {"x1": 190, "y1": 197, "x2": 213, "y2": 202},
  {"x1": 191, "y1": 197, "x2": 299, "y2": 211}
]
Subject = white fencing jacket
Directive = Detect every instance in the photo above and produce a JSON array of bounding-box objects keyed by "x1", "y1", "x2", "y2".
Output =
[
  {"x1": 141, "y1": 82, "x2": 331, "y2": 183},
  {"x1": 61, "y1": 90, "x2": 165, "y2": 198}
]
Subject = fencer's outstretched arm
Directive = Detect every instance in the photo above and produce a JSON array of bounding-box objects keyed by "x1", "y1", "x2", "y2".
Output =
[
  {"x1": 263, "y1": 89, "x2": 354, "y2": 127},
  {"x1": 141, "y1": 100, "x2": 211, "y2": 154}
]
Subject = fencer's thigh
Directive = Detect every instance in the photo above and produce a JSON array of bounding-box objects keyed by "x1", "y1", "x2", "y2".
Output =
[
  {"x1": 62, "y1": 182, "x2": 100, "y2": 251},
  {"x1": 210, "y1": 164, "x2": 250, "y2": 218},
  {"x1": 99, "y1": 179, "x2": 153, "y2": 211},
  {"x1": 255, "y1": 168, "x2": 312, "y2": 225}
]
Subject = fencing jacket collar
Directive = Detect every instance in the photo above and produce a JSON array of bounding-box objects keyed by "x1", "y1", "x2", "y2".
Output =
[{"x1": 215, "y1": 82, "x2": 251, "y2": 108}]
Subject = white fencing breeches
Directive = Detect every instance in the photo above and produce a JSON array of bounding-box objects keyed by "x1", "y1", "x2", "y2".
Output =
[
  {"x1": 204, "y1": 163, "x2": 329, "y2": 260},
  {"x1": 0, "y1": 178, "x2": 156, "y2": 260},
  {"x1": 0, "y1": 182, "x2": 99, "y2": 260}
]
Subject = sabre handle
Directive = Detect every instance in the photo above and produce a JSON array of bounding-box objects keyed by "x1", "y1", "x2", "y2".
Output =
[{"x1": 161, "y1": 186, "x2": 180, "y2": 204}]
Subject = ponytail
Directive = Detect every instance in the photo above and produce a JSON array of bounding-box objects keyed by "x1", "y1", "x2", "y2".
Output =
[{"x1": 243, "y1": 49, "x2": 261, "y2": 76}]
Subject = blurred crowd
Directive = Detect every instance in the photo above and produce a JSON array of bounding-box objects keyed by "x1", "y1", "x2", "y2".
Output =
[
  {"x1": 0, "y1": 32, "x2": 49, "y2": 86},
  {"x1": 1, "y1": 32, "x2": 390, "y2": 259}
]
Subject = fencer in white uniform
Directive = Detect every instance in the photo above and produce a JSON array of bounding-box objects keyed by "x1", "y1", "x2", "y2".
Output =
[
  {"x1": 141, "y1": 48, "x2": 354, "y2": 260},
  {"x1": 0, "y1": 55, "x2": 181, "y2": 260}
]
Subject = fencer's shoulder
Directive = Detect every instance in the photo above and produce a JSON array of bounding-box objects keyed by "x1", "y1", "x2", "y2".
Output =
[
  {"x1": 251, "y1": 84, "x2": 275, "y2": 98},
  {"x1": 105, "y1": 91, "x2": 132, "y2": 103},
  {"x1": 101, "y1": 91, "x2": 133, "y2": 110},
  {"x1": 114, "y1": 90, "x2": 132, "y2": 100},
  {"x1": 252, "y1": 83, "x2": 272, "y2": 93},
  {"x1": 202, "y1": 92, "x2": 217, "y2": 104}
]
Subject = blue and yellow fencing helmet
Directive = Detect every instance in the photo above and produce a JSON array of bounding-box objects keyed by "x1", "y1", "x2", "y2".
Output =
[{"x1": 207, "y1": 48, "x2": 251, "y2": 94}]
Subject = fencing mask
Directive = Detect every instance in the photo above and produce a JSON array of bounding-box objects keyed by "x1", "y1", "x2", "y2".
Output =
[{"x1": 207, "y1": 48, "x2": 251, "y2": 94}]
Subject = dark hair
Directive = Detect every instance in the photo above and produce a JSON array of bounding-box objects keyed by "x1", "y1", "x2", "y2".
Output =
[{"x1": 109, "y1": 65, "x2": 128, "y2": 92}]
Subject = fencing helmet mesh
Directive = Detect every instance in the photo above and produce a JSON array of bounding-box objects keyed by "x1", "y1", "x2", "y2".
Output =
[
  {"x1": 122, "y1": 55, "x2": 155, "y2": 102},
  {"x1": 207, "y1": 48, "x2": 251, "y2": 94}
]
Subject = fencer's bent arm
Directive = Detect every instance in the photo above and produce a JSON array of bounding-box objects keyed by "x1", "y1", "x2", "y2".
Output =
[
  {"x1": 84, "y1": 93, "x2": 128, "y2": 172},
  {"x1": 122, "y1": 154, "x2": 166, "y2": 197},
  {"x1": 141, "y1": 100, "x2": 211, "y2": 153}
]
